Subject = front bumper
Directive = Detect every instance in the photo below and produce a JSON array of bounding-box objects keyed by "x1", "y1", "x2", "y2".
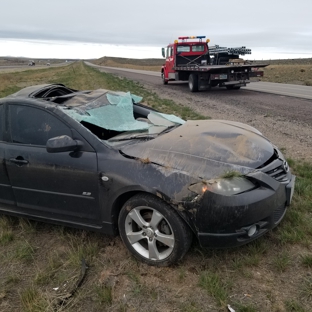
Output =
[
  {"x1": 222, "y1": 80, "x2": 248, "y2": 87},
  {"x1": 195, "y1": 173, "x2": 296, "y2": 248},
  {"x1": 197, "y1": 205, "x2": 286, "y2": 248}
]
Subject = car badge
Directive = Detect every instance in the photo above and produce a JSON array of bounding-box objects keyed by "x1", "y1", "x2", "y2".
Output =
[{"x1": 283, "y1": 160, "x2": 289, "y2": 173}]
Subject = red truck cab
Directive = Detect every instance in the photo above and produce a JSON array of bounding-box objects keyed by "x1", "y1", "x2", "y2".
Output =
[{"x1": 161, "y1": 36, "x2": 209, "y2": 85}]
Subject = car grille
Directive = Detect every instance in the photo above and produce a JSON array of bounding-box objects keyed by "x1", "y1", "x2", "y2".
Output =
[
  {"x1": 259, "y1": 149, "x2": 290, "y2": 183},
  {"x1": 265, "y1": 164, "x2": 289, "y2": 182}
]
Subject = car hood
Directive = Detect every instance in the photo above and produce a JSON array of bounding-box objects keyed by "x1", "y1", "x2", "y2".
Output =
[{"x1": 121, "y1": 120, "x2": 274, "y2": 179}]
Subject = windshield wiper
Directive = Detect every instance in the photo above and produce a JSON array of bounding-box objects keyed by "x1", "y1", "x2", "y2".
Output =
[
  {"x1": 108, "y1": 125, "x2": 180, "y2": 142},
  {"x1": 108, "y1": 134, "x2": 157, "y2": 142},
  {"x1": 158, "y1": 124, "x2": 179, "y2": 134}
]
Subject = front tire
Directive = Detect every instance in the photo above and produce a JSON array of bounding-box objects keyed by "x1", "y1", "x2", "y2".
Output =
[
  {"x1": 162, "y1": 72, "x2": 168, "y2": 85},
  {"x1": 118, "y1": 194, "x2": 192, "y2": 266}
]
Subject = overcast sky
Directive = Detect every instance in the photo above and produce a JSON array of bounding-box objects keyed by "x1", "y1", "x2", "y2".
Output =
[{"x1": 1, "y1": 0, "x2": 311, "y2": 60}]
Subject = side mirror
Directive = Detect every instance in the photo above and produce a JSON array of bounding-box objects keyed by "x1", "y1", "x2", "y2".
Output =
[
  {"x1": 161, "y1": 48, "x2": 165, "y2": 58},
  {"x1": 46, "y1": 135, "x2": 83, "y2": 153}
]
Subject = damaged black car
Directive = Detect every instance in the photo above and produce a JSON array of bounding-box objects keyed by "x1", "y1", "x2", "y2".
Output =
[{"x1": 0, "y1": 84, "x2": 295, "y2": 266}]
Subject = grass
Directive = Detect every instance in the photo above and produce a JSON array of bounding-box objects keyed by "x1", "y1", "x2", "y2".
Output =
[
  {"x1": 95, "y1": 284, "x2": 113, "y2": 306},
  {"x1": 199, "y1": 271, "x2": 229, "y2": 307},
  {"x1": 0, "y1": 219, "x2": 14, "y2": 246},
  {"x1": 0, "y1": 230, "x2": 14, "y2": 245},
  {"x1": 19, "y1": 286, "x2": 48, "y2": 312},
  {"x1": 18, "y1": 218, "x2": 37, "y2": 234},
  {"x1": 272, "y1": 251, "x2": 291, "y2": 272},
  {"x1": 275, "y1": 161, "x2": 312, "y2": 247},
  {"x1": 285, "y1": 300, "x2": 306, "y2": 312},
  {"x1": 64, "y1": 233, "x2": 100, "y2": 266},
  {"x1": 13, "y1": 241, "x2": 35, "y2": 263},
  {"x1": 0, "y1": 62, "x2": 312, "y2": 311},
  {"x1": 34, "y1": 254, "x2": 63, "y2": 286},
  {"x1": 233, "y1": 303, "x2": 257, "y2": 312},
  {"x1": 180, "y1": 302, "x2": 202, "y2": 312},
  {"x1": 301, "y1": 254, "x2": 312, "y2": 268},
  {"x1": 93, "y1": 56, "x2": 163, "y2": 72},
  {"x1": 301, "y1": 277, "x2": 312, "y2": 301},
  {"x1": 262, "y1": 64, "x2": 312, "y2": 85}
]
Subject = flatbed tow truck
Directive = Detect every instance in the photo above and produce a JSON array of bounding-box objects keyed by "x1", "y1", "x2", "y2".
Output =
[{"x1": 161, "y1": 36, "x2": 268, "y2": 92}]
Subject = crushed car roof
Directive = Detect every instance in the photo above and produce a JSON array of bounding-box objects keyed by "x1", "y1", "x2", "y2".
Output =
[{"x1": 4, "y1": 84, "x2": 185, "y2": 132}]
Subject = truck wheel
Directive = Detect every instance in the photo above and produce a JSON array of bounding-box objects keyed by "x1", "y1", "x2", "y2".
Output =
[
  {"x1": 118, "y1": 194, "x2": 192, "y2": 266},
  {"x1": 188, "y1": 74, "x2": 198, "y2": 92},
  {"x1": 162, "y1": 72, "x2": 168, "y2": 85}
]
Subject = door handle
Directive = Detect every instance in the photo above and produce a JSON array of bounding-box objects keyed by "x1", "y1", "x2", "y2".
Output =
[{"x1": 9, "y1": 158, "x2": 29, "y2": 165}]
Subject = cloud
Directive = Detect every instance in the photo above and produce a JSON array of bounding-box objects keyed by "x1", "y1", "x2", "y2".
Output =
[{"x1": 1, "y1": 0, "x2": 311, "y2": 59}]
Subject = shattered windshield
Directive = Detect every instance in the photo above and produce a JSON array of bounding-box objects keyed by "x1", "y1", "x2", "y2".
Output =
[{"x1": 59, "y1": 89, "x2": 184, "y2": 144}]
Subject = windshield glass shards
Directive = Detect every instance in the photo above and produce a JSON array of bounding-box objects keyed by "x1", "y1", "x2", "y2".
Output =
[
  {"x1": 60, "y1": 89, "x2": 185, "y2": 142},
  {"x1": 61, "y1": 90, "x2": 148, "y2": 132}
]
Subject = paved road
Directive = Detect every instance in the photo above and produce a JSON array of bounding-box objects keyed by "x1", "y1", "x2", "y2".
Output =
[
  {"x1": 87, "y1": 63, "x2": 312, "y2": 100},
  {"x1": 245, "y1": 81, "x2": 312, "y2": 100},
  {"x1": 0, "y1": 63, "x2": 69, "y2": 73}
]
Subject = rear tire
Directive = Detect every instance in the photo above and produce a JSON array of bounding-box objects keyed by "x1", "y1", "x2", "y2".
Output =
[
  {"x1": 118, "y1": 194, "x2": 192, "y2": 266},
  {"x1": 188, "y1": 74, "x2": 198, "y2": 92}
]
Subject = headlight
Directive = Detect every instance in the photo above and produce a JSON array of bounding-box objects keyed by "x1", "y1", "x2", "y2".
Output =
[{"x1": 188, "y1": 177, "x2": 255, "y2": 196}]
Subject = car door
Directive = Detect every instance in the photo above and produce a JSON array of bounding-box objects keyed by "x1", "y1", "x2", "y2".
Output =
[
  {"x1": 166, "y1": 46, "x2": 175, "y2": 79},
  {"x1": 0, "y1": 104, "x2": 15, "y2": 206},
  {"x1": 5, "y1": 103, "x2": 101, "y2": 226}
]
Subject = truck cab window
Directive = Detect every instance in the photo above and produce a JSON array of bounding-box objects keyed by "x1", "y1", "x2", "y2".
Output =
[
  {"x1": 166, "y1": 47, "x2": 170, "y2": 58},
  {"x1": 192, "y1": 45, "x2": 205, "y2": 52},
  {"x1": 177, "y1": 45, "x2": 190, "y2": 53}
]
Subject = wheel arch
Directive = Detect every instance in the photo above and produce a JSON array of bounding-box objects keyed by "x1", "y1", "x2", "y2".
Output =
[
  {"x1": 110, "y1": 190, "x2": 195, "y2": 236},
  {"x1": 110, "y1": 190, "x2": 139, "y2": 234}
]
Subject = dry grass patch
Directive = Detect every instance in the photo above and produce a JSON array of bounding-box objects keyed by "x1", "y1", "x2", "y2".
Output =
[
  {"x1": 262, "y1": 64, "x2": 312, "y2": 85},
  {"x1": 94, "y1": 56, "x2": 163, "y2": 72}
]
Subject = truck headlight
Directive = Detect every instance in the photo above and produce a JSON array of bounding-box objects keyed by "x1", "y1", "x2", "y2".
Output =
[{"x1": 188, "y1": 177, "x2": 255, "y2": 196}]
